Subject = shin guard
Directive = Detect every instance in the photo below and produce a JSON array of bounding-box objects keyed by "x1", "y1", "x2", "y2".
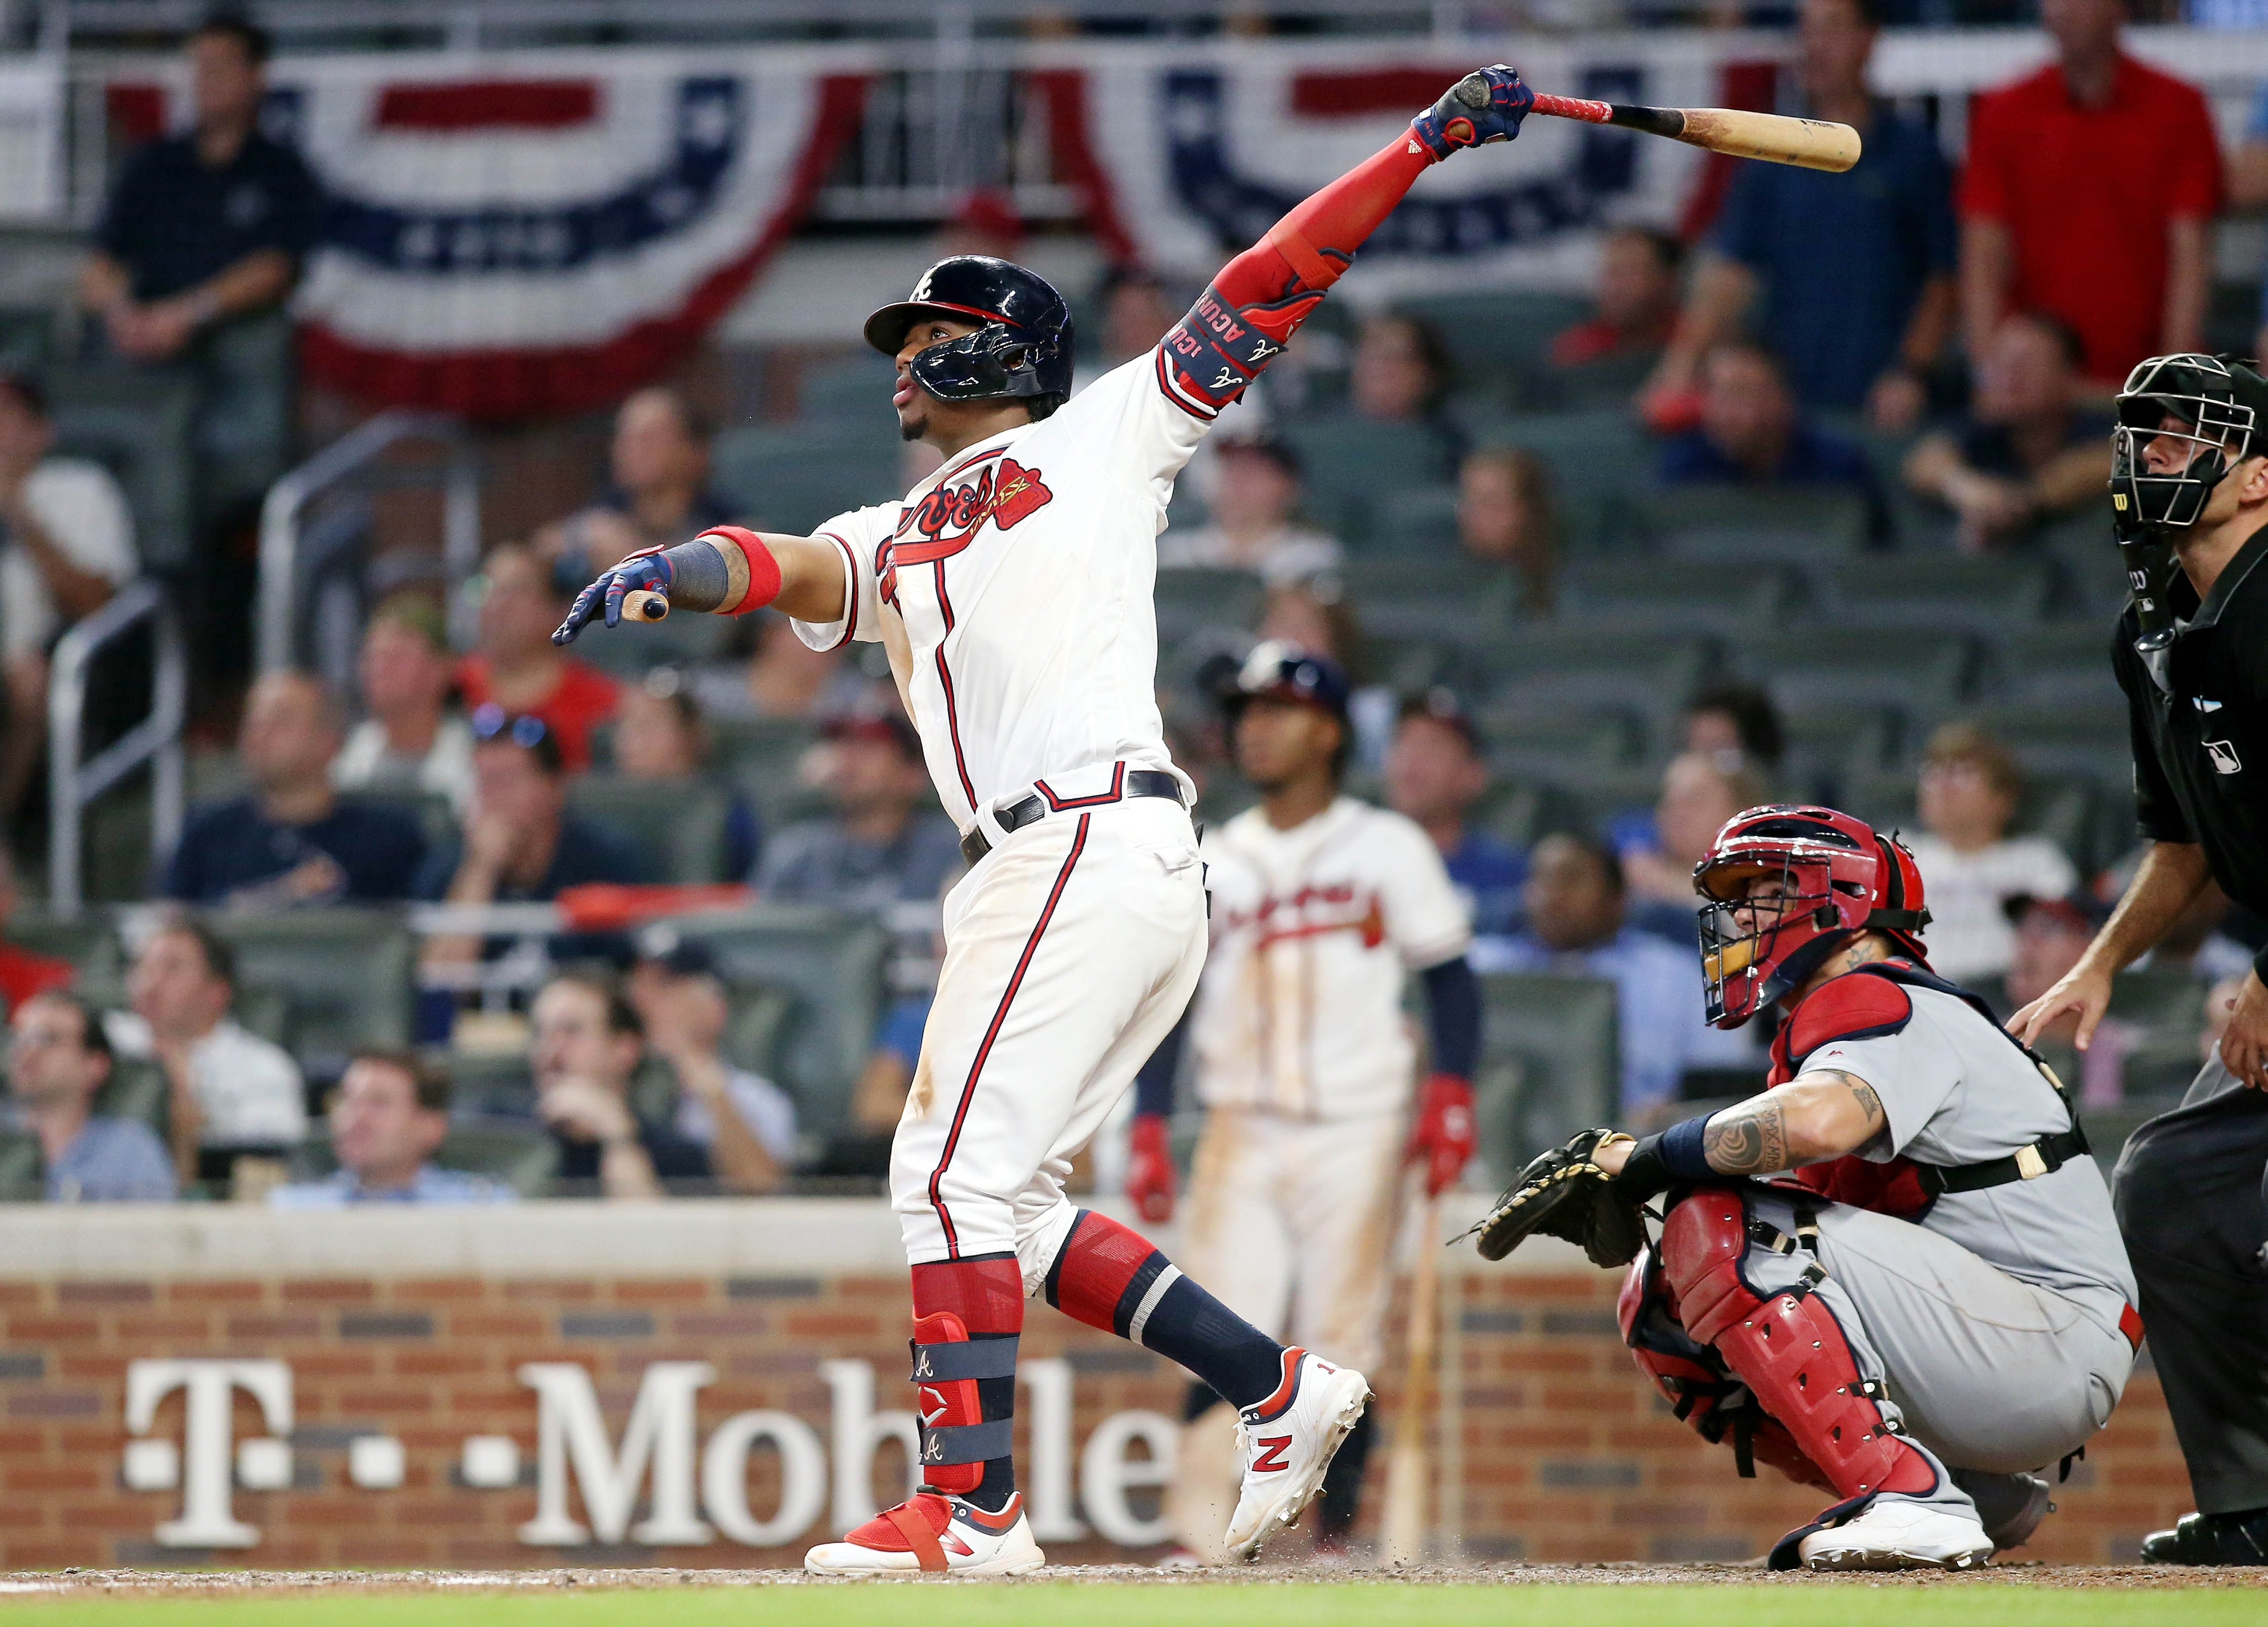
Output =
[
  {"x1": 909, "y1": 1256, "x2": 1023, "y2": 1498},
  {"x1": 1658, "y1": 1189, "x2": 1934, "y2": 1501}
]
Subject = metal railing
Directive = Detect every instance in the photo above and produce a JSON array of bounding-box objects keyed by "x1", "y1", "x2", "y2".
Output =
[
  {"x1": 256, "y1": 409, "x2": 478, "y2": 676},
  {"x1": 47, "y1": 576, "x2": 185, "y2": 914}
]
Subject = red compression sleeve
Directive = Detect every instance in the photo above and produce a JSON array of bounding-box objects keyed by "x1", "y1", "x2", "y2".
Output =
[
  {"x1": 1158, "y1": 136, "x2": 1435, "y2": 420},
  {"x1": 702, "y1": 525, "x2": 784, "y2": 616}
]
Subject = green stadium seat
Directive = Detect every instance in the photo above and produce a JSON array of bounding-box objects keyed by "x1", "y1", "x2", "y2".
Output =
[
  {"x1": 1363, "y1": 487, "x2": 1464, "y2": 558},
  {"x1": 1474, "y1": 973, "x2": 1620, "y2": 1179},
  {"x1": 1154, "y1": 567, "x2": 1266, "y2": 644},
  {"x1": 0, "y1": 1130, "x2": 42, "y2": 1201},
  {"x1": 1630, "y1": 487, "x2": 1871, "y2": 562},
  {"x1": 651, "y1": 905, "x2": 889, "y2": 1137},
  {"x1": 1741, "y1": 627, "x2": 1977, "y2": 712},
  {"x1": 796, "y1": 351, "x2": 901, "y2": 420},
  {"x1": 95, "y1": 1055, "x2": 170, "y2": 1142},
  {"x1": 1277, "y1": 416, "x2": 1461, "y2": 543},
  {"x1": 5, "y1": 913, "x2": 126, "y2": 1006},
  {"x1": 206, "y1": 910, "x2": 417, "y2": 1075},
  {"x1": 568, "y1": 774, "x2": 734, "y2": 884},
  {"x1": 46, "y1": 366, "x2": 198, "y2": 570},
  {"x1": 1482, "y1": 628, "x2": 1718, "y2": 720},
  {"x1": 1964, "y1": 701, "x2": 2136, "y2": 785},
  {"x1": 571, "y1": 606, "x2": 736, "y2": 676},
  {"x1": 1388, "y1": 292, "x2": 1590, "y2": 397},
  {"x1": 1558, "y1": 558, "x2": 1802, "y2": 633},
  {"x1": 1817, "y1": 555, "x2": 2054, "y2": 632},
  {"x1": 1475, "y1": 709, "x2": 1644, "y2": 778},
  {"x1": 713, "y1": 422, "x2": 904, "y2": 537},
  {"x1": 1771, "y1": 701, "x2": 1905, "y2": 786},
  {"x1": 2000, "y1": 624, "x2": 2126, "y2": 708}
]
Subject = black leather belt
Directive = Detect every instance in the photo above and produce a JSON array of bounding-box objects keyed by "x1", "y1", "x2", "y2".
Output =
[{"x1": 960, "y1": 768, "x2": 1185, "y2": 867}]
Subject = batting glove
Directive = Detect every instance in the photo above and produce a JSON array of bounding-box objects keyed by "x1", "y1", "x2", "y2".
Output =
[
  {"x1": 1410, "y1": 66, "x2": 1533, "y2": 162},
  {"x1": 1406, "y1": 1072, "x2": 1478, "y2": 1197},
  {"x1": 553, "y1": 546, "x2": 670, "y2": 645},
  {"x1": 1127, "y1": 1113, "x2": 1176, "y2": 1223}
]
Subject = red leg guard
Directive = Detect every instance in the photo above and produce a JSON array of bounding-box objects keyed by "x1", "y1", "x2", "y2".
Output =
[
  {"x1": 907, "y1": 1257, "x2": 1023, "y2": 1497},
  {"x1": 1658, "y1": 1189, "x2": 1935, "y2": 1501},
  {"x1": 1618, "y1": 1250, "x2": 1832, "y2": 1492}
]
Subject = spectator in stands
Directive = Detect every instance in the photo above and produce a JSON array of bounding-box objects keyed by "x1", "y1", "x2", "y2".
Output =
[
  {"x1": 1656, "y1": 341, "x2": 1888, "y2": 540},
  {"x1": 2236, "y1": 87, "x2": 2268, "y2": 361},
  {"x1": 1472, "y1": 833, "x2": 1754, "y2": 1122},
  {"x1": 1345, "y1": 314, "x2": 1463, "y2": 475},
  {"x1": 536, "y1": 389, "x2": 735, "y2": 589},
  {"x1": 1456, "y1": 446, "x2": 1558, "y2": 615},
  {"x1": 0, "y1": 844, "x2": 72, "y2": 1014},
  {"x1": 530, "y1": 972, "x2": 709, "y2": 1197},
  {"x1": 625, "y1": 933, "x2": 793, "y2": 1193},
  {"x1": 1386, "y1": 691, "x2": 1526, "y2": 937},
  {"x1": 1156, "y1": 433, "x2": 1340, "y2": 585},
  {"x1": 332, "y1": 594, "x2": 475, "y2": 816},
  {"x1": 1680, "y1": 681, "x2": 1785, "y2": 777},
  {"x1": 9, "y1": 990, "x2": 174, "y2": 1202},
  {"x1": 1550, "y1": 227, "x2": 1683, "y2": 370},
  {"x1": 745, "y1": 612, "x2": 860, "y2": 720},
  {"x1": 1998, "y1": 889, "x2": 2140, "y2": 1105},
  {"x1": 1903, "y1": 721, "x2": 2078, "y2": 984},
  {"x1": 1958, "y1": 0, "x2": 2221, "y2": 386},
  {"x1": 456, "y1": 545, "x2": 619, "y2": 774},
  {"x1": 1903, "y1": 312, "x2": 2114, "y2": 553},
  {"x1": 269, "y1": 1050, "x2": 513, "y2": 1207},
  {"x1": 164, "y1": 671, "x2": 427, "y2": 908},
  {"x1": 756, "y1": 697, "x2": 959, "y2": 910},
  {"x1": 1096, "y1": 266, "x2": 1180, "y2": 371},
  {"x1": 1644, "y1": 0, "x2": 1954, "y2": 428},
  {"x1": 109, "y1": 914, "x2": 304, "y2": 1183},
  {"x1": 414, "y1": 711, "x2": 644, "y2": 972},
  {"x1": 1620, "y1": 749, "x2": 1771, "y2": 936},
  {"x1": 0, "y1": 370, "x2": 139, "y2": 821},
  {"x1": 77, "y1": 17, "x2": 319, "y2": 374},
  {"x1": 814, "y1": 994, "x2": 931, "y2": 1179},
  {"x1": 609, "y1": 669, "x2": 760, "y2": 880}
]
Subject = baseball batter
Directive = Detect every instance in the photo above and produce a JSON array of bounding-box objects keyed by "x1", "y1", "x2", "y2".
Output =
[
  {"x1": 554, "y1": 65, "x2": 1538, "y2": 1575},
  {"x1": 1476, "y1": 806, "x2": 2139, "y2": 1570},
  {"x1": 1125, "y1": 645, "x2": 1481, "y2": 1562}
]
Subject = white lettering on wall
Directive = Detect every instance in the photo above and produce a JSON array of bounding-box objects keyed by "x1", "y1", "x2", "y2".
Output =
[
  {"x1": 517, "y1": 1361, "x2": 715, "y2": 1546},
  {"x1": 1079, "y1": 1409, "x2": 1178, "y2": 1546},
  {"x1": 699, "y1": 1410, "x2": 828, "y2": 1546},
  {"x1": 124, "y1": 1360, "x2": 294, "y2": 1549},
  {"x1": 817, "y1": 1359, "x2": 920, "y2": 1537}
]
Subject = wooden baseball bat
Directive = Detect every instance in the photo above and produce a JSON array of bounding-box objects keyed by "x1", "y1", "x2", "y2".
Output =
[
  {"x1": 620, "y1": 588, "x2": 671, "y2": 623},
  {"x1": 1380, "y1": 1191, "x2": 1441, "y2": 1566},
  {"x1": 1530, "y1": 91, "x2": 1860, "y2": 173}
]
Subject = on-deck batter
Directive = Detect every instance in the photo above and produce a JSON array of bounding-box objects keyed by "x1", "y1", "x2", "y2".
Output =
[{"x1": 553, "y1": 64, "x2": 1539, "y2": 1576}]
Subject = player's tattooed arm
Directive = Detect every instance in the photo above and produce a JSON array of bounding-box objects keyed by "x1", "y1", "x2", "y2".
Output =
[{"x1": 1701, "y1": 1069, "x2": 1888, "y2": 1175}]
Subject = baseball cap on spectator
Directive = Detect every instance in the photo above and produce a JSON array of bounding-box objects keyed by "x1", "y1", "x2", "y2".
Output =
[
  {"x1": 2001, "y1": 889, "x2": 2113, "y2": 935},
  {"x1": 1397, "y1": 686, "x2": 1482, "y2": 755},
  {"x1": 632, "y1": 922, "x2": 719, "y2": 982},
  {"x1": 817, "y1": 690, "x2": 920, "y2": 759}
]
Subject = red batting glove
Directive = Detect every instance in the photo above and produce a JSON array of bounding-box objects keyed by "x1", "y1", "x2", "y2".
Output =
[
  {"x1": 1127, "y1": 1114, "x2": 1176, "y2": 1223},
  {"x1": 1406, "y1": 1073, "x2": 1477, "y2": 1197}
]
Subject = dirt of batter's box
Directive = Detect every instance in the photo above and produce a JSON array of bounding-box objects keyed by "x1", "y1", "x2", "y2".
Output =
[{"x1": 2, "y1": 1564, "x2": 2263, "y2": 1595}]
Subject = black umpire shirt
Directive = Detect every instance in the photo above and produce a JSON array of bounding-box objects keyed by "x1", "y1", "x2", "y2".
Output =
[
  {"x1": 2113, "y1": 522, "x2": 2268, "y2": 982},
  {"x1": 95, "y1": 131, "x2": 323, "y2": 304}
]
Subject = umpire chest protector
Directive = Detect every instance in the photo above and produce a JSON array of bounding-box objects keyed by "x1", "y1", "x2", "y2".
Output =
[{"x1": 1766, "y1": 960, "x2": 2089, "y2": 1221}]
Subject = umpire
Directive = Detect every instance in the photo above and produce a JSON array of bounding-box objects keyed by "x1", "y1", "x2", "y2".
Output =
[{"x1": 2012, "y1": 353, "x2": 2268, "y2": 1565}]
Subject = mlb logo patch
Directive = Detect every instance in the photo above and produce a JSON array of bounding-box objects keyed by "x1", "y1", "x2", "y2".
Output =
[{"x1": 2205, "y1": 739, "x2": 2243, "y2": 775}]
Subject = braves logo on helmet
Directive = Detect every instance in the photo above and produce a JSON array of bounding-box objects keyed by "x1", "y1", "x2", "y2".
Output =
[{"x1": 1693, "y1": 805, "x2": 1932, "y2": 1028}]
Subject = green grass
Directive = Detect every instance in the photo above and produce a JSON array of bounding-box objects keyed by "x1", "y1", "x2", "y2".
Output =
[{"x1": 0, "y1": 1585, "x2": 2255, "y2": 1627}]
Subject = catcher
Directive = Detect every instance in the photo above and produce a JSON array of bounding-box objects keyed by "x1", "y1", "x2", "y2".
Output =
[{"x1": 1475, "y1": 805, "x2": 2139, "y2": 1571}]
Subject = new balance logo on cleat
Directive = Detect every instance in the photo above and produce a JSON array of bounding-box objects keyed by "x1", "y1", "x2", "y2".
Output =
[{"x1": 1249, "y1": 1437, "x2": 1292, "y2": 1474}]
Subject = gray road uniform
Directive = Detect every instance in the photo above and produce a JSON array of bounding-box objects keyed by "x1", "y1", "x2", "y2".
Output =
[{"x1": 1625, "y1": 961, "x2": 2141, "y2": 1560}]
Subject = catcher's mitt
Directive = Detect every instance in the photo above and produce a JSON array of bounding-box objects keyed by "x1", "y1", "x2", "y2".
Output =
[{"x1": 1470, "y1": 1129, "x2": 1649, "y2": 1268}]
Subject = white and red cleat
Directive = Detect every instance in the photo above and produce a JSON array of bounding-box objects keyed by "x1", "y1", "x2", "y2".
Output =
[
  {"x1": 1223, "y1": 1348, "x2": 1371, "y2": 1563},
  {"x1": 804, "y1": 1490, "x2": 1045, "y2": 1576},
  {"x1": 1797, "y1": 1498, "x2": 1993, "y2": 1572}
]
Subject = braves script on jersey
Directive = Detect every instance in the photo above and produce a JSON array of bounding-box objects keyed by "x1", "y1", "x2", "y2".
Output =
[
  {"x1": 791, "y1": 352, "x2": 1234, "y2": 828},
  {"x1": 1193, "y1": 799, "x2": 1471, "y2": 1120}
]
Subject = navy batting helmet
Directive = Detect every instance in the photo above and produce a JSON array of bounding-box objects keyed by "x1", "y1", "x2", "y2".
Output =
[
  {"x1": 2112, "y1": 353, "x2": 2268, "y2": 530},
  {"x1": 864, "y1": 256, "x2": 1075, "y2": 418},
  {"x1": 1216, "y1": 640, "x2": 1353, "y2": 726}
]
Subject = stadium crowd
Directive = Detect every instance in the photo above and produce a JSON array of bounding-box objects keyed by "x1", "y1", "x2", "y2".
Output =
[{"x1": 1, "y1": 0, "x2": 2264, "y2": 1204}]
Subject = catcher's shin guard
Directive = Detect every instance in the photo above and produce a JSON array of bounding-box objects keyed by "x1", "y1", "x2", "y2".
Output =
[
  {"x1": 1618, "y1": 1250, "x2": 1830, "y2": 1491},
  {"x1": 909, "y1": 1311, "x2": 1018, "y2": 1495},
  {"x1": 1658, "y1": 1189, "x2": 1934, "y2": 1501}
]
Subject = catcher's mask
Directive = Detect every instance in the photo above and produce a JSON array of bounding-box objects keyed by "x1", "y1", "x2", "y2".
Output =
[
  {"x1": 2111, "y1": 353, "x2": 2268, "y2": 531},
  {"x1": 1693, "y1": 805, "x2": 1931, "y2": 1029},
  {"x1": 864, "y1": 255, "x2": 1074, "y2": 419}
]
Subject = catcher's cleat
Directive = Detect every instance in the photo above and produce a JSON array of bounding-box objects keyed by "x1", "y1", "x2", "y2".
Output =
[
  {"x1": 1952, "y1": 1469, "x2": 2054, "y2": 1554},
  {"x1": 1796, "y1": 1499, "x2": 1993, "y2": 1572},
  {"x1": 1470, "y1": 1128, "x2": 1649, "y2": 1266},
  {"x1": 1223, "y1": 1349, "x2": 1371, "y2": 1563},
  {"x1": 803, "y1": 1490, "x2": 1045, "y2": 1576}
]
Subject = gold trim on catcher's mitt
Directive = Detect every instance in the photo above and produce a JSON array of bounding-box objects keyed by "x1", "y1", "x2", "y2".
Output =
[{"x1": 1468, "y1": 1128, "x2": 1649, "y2": 1268}]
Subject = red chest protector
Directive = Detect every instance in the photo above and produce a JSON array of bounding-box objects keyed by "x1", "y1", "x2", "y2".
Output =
[{"x1": 1765, "y1": 959, "x2": 2072, "y2": 1222}]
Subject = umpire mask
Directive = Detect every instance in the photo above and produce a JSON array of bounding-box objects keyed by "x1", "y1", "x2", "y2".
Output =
[{"x1": 2111, "y1": 353, "x2": 2268, "y2": 530}]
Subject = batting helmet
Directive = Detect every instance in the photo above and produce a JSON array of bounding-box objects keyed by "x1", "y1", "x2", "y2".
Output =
[
  {"x1": 2111, "y1": 353, "x2": 2268, "y2": 530},
  {"x1": 1215, "y1": 640, "x2": 1353, "y2": 728},
  {"x1": 1692, "y1": 805, "x2": 1932, "y2": 1029},
  {"x1": 864, "y1": 256, "x2": 1075, "y2": 417}
]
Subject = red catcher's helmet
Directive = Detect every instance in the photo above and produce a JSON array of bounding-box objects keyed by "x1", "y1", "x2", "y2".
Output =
[{"x1": 1693, "y1": 805, "x2": 1932, "y2": 1029}]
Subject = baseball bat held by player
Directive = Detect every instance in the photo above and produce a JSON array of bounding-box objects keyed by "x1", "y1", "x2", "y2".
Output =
[
  {"x1": 620, "y1": 588, "x2": 670, "y2": 623},
  {"x1": 1525, "y1": 87, "x2": 1860, "y2": 173}
]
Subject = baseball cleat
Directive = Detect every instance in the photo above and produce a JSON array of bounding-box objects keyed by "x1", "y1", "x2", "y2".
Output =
[
  {"x1": 1796, "y1": 1498, "x2": 1993, "y2": 1571},
  {"x1": 1223, "y1": 1348, "x2": 1371, "y2": 1563},
  {"x1": 803, "y1": 1490, "x2": 1045, "y2": 1576}
]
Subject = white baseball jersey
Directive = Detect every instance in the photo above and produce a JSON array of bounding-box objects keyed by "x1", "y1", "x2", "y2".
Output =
[
  {"x1": 790, "y1": 351, "x2": 1216, "y2": 829},
  {"x1": 1191, "y1": 798, "x2": 1471, "y2": 1121}
]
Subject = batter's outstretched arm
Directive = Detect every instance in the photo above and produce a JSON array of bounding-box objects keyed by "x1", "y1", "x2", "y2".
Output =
[
  {"x1": 553, "y1": 525, "x2": 846, "y2": 644},
  {"x1": 1153, "y1": 66, "x2": 1534, "y2": 422}
]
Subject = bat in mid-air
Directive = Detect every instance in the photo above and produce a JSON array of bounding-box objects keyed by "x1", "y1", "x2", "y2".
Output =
[{"x1": 1526, "y1": 89, "x2": 1861, "y2": 172}]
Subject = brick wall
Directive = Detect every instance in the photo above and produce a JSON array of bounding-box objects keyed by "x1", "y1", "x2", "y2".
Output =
[{"x1": 0, "y1": 1259, "x2": 2188, "y2": 1569}]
